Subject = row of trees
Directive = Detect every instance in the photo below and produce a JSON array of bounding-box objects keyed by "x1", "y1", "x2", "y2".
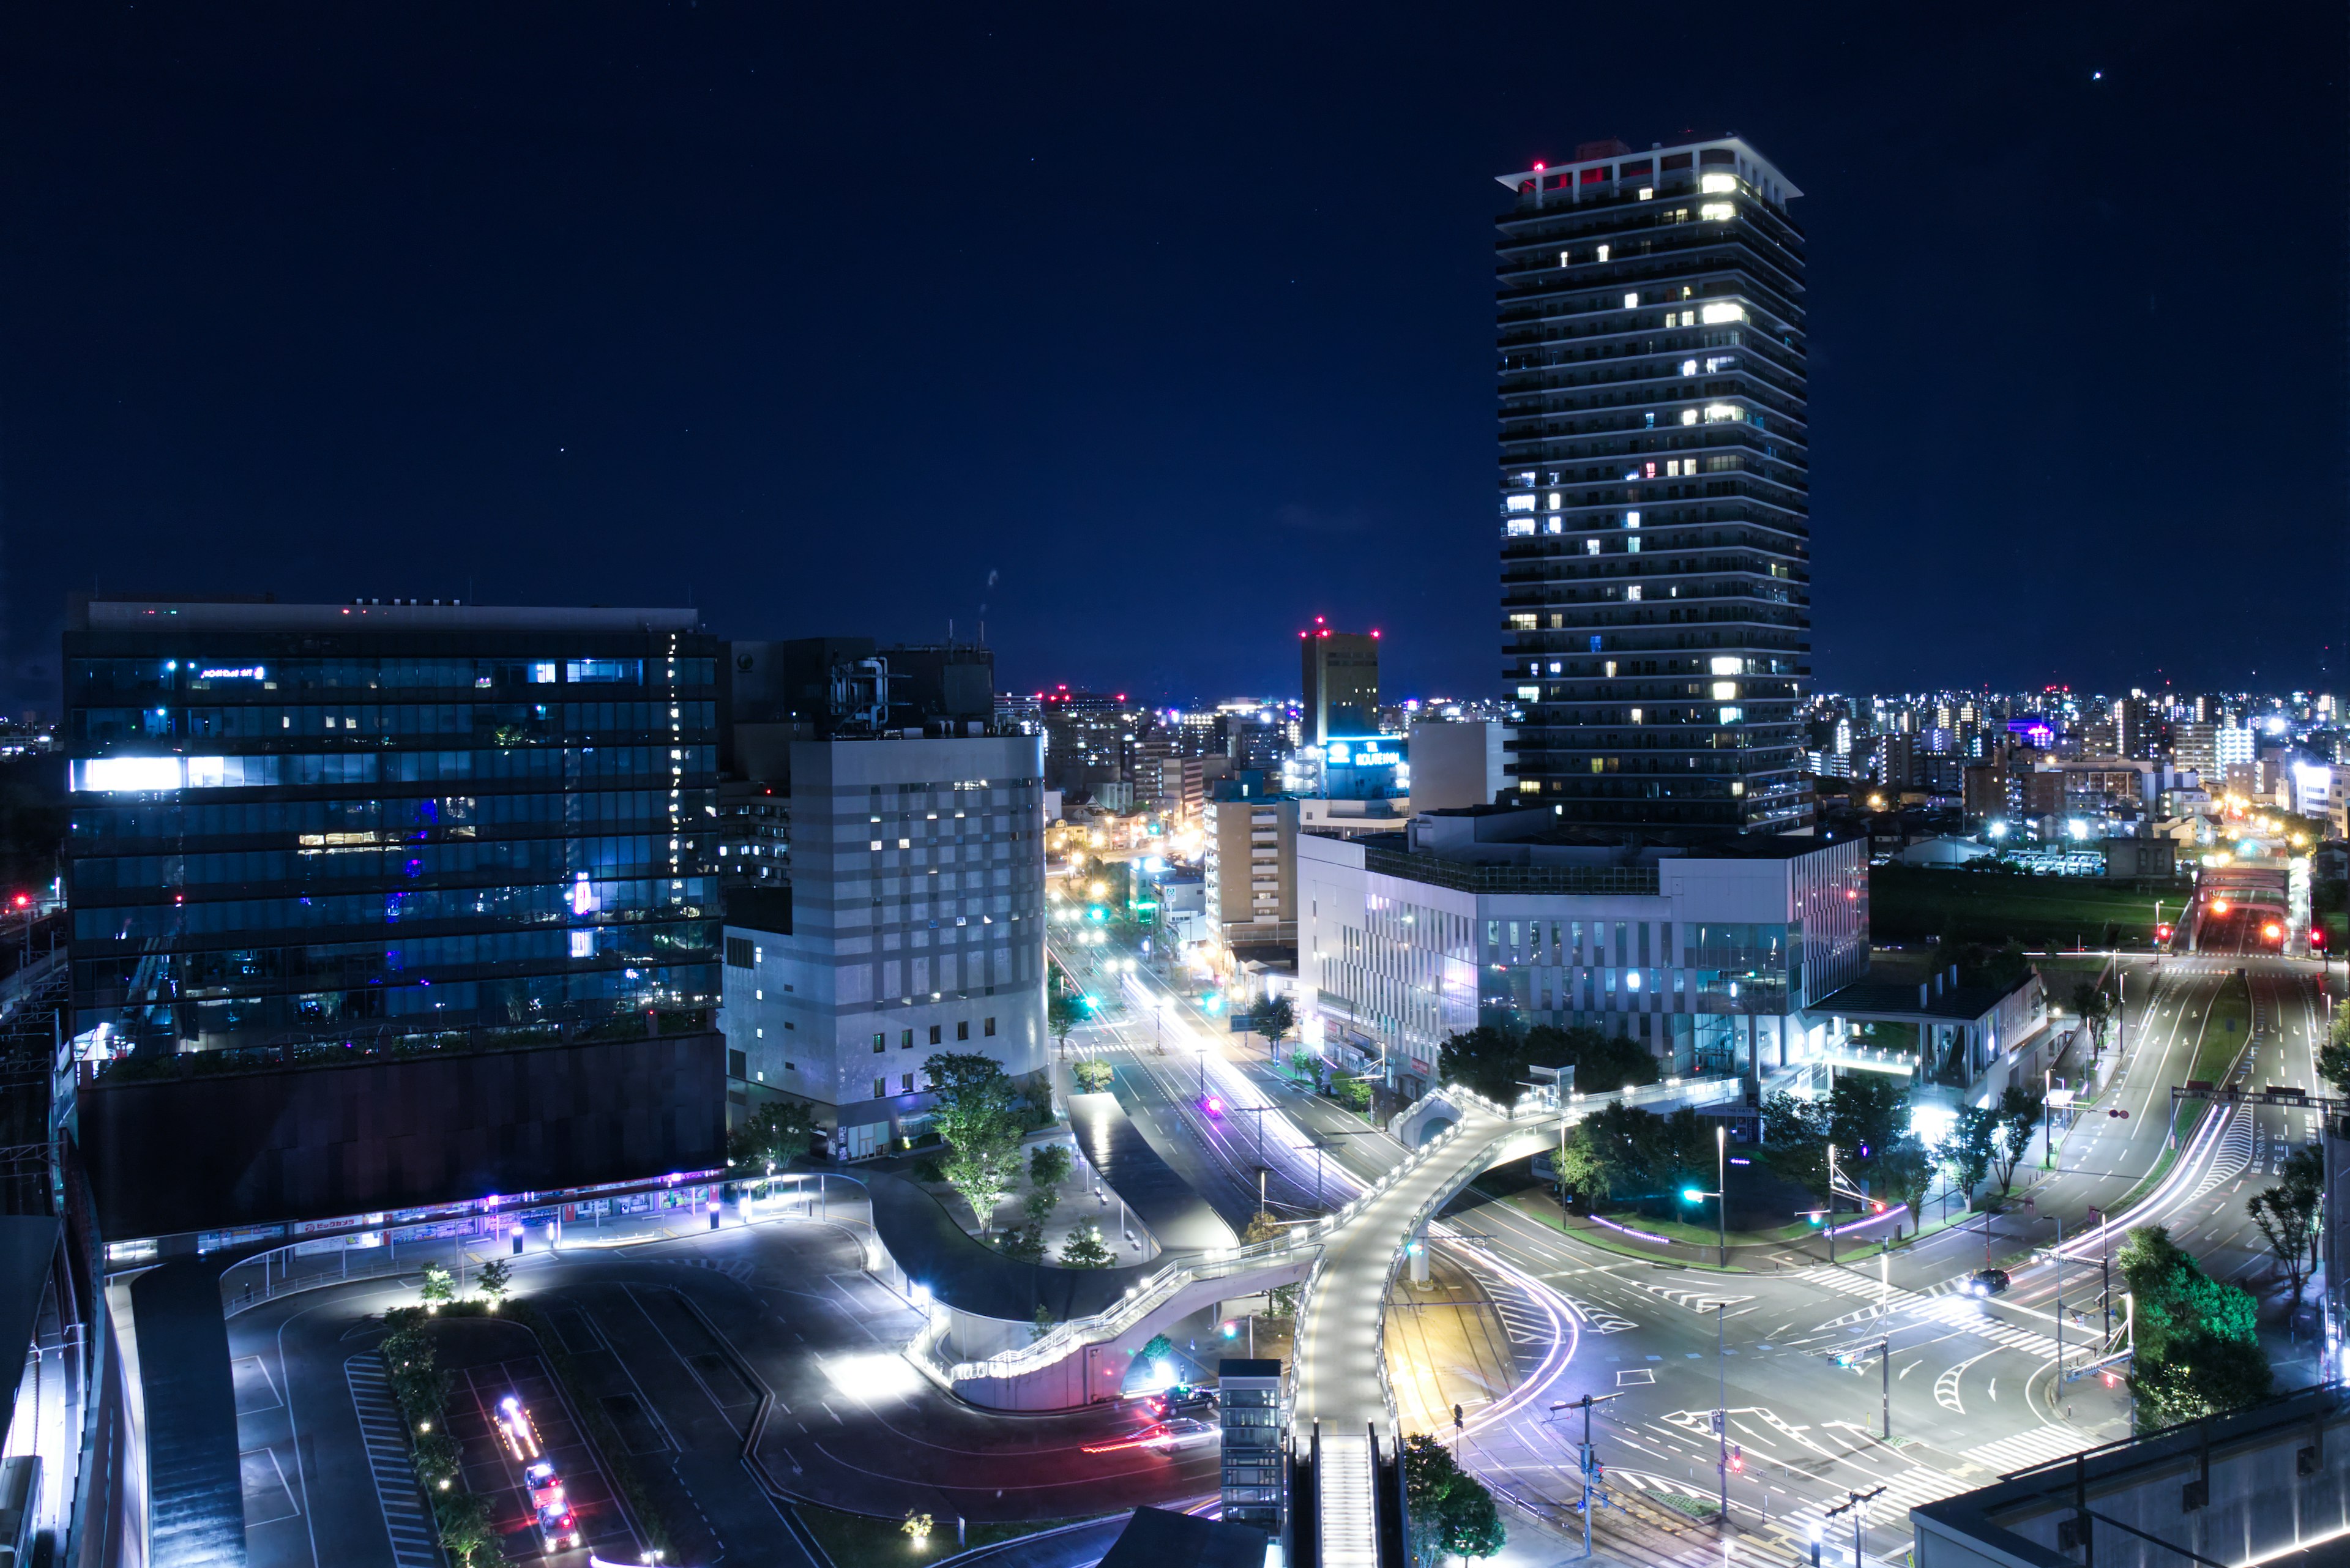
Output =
[{"x1": 1439, "y1": 1023, "x2": 1658, "y2": 1105}]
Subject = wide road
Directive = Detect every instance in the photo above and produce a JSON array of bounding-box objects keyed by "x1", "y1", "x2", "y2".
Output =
[{"x1": 1053, "y1": 919, "x2": 2336, "y2": 1561}]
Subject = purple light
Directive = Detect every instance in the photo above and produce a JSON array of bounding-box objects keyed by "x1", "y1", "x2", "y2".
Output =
[
  {"x1": 1587, "y1": 1213, "x2": 1675, "y2": 1246},
  {"x1": 1827, "y1": 1203, "x2": 1908, "y2": 1238}
]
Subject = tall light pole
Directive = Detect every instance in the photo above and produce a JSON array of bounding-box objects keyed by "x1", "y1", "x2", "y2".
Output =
[{"x1": 1683, "y1": 1126, "x2": 1728, "y2": 1266}]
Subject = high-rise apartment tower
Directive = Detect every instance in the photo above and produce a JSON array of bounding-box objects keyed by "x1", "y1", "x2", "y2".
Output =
[
  {"x1": 1493, "y1": 135, "x2": 1810, "y2": 832},
  {"x1": 1300, "y1": 617, "x2": 1378, "y2": 745}
]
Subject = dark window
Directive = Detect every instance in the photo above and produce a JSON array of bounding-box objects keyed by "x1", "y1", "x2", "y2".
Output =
[
  {"x1": 1699, "y1": 149, "x2": 1735, "y2": 166},
  {"x1": 901, "y1": 1029, "x2": 914, "y2": 1048},
  {"x1": 1580, "y1": 167, "x2": 1605, "y2": 185},
  {"x1": 901, "y1": 1073, "x2": 915, "y2": 1094},
  {"x1": 726, "y1": 937, "x2": 755, "y2": 968},
  {"x1": 873, "y1": 1078, "x2": 886, "y2": 1100},
  {"x1": 727, "y1": 1049, "x2": 747, "y2": 1078},
  {"x1": 872, "y1": 1035, "x2": 885, "y2": 1054},
  {"x1": 1662, "y1": 152, "x2": 1693, "y2": 171},
  {"x1": 928, "y1": 1024, "x2": 942, "y2": 1045},
  {"x1": 956, "y1": 1020, "x2": 969, "y2": 1041},
  {"x1": 784, "y1": 1061, "x2": 796, "y2": 1071},
  {"x1": 1619, "y1": 159, "x2": 1652, "y2": 180},
  {"x1": 984, "y1": 1017, "x2": 996, "y2": 1037}
]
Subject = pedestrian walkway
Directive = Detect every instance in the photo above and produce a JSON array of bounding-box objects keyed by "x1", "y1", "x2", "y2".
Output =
[
  {"x1": 1960, "y1": 1424, "x2": 2097, "y2": 1477},
  {"x1": 343, "y1": 1354, "x2": 444, "y2": 1568}
]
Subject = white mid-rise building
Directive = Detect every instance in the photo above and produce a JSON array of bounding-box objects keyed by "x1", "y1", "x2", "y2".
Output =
[
  {"x1": 720, "y1": 734, "x2": 1048, "y2": 1158},
  {"x1": 1297, "y1": 805, "x2": 1867, "y2": 1097}
]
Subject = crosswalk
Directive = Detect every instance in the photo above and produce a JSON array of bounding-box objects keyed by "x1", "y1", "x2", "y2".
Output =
[
  {"x1": 1797, "y1": 1264, "x2": 2062, "y2": 1360},
  {"x1": 1631, "y1": 1280, "x2": 1753, "y2": 1314},
  {"x1": 344, "y1": 1354, "x2": 444, "y2": 1568},
  {"x1": 1961, "y1": 1424, "x2": 2094, "y2": 1477}
]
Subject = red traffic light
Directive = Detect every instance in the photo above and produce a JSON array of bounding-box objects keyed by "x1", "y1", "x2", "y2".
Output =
[
  {"x1": 1871, "y1": 1200, "x2": 1886, "y2": 1213},
  {"x1": 2315, "y1": 928, "x2": 2329, "y2": 947},
  {"x1": 2157, "y1": 924, "x2": 2173, "y2": 939}
]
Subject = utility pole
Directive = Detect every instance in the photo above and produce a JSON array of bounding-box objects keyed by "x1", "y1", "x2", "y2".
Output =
[
  {"x1": 1566, "y1": 1391, "x2": 1622, "y2": 1559},
  {"x1": 1825, "y1": 1486, "x2": 1884, "y2": 1568},
  {"x1": 1717, "y1": 1126, "x2": 1728, "y2": 1266},
  {"x1": 1880, "y1": 1335, "x2": 1890, "y2": 1440},
  {"x1": 1716, "y1": 1301, "x2": 1728, "y2": 1525}
]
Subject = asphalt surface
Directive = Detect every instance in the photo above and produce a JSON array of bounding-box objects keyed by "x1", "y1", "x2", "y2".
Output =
[
  {"x1": 231, "y1": 1215, "x2": 1223, "y2": 1568},
  {"x1": 1053, "y1": 921, "x2": 2338, "y2": 1564}
]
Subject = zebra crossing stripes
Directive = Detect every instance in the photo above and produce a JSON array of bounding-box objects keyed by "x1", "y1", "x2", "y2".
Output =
[
  {"x1": 1777, "y1": 1462, "x2": 1972, "y2": 1537},
  {"x1": 1964, "y1": 1424, "x2": 2093, "y2": 1476},
  {"x1": 1797, "y1": 1264, "x2": 2062, "y2": 1360},
  {"x1": 345, "y1": 1354, "x2": 445, "y2": 1568}
]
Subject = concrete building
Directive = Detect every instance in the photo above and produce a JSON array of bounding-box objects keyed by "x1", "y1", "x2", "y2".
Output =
[
  {"x1": 1494, "y1": 136, "x2": 1810, "y2": 832},
  {"x1": 1203, "y1": 797, "x2": 1298, "y2": 952},
  {"x1": 1296, "y1": 804, "x2": 1867, "y2": 1096},
  {"x1": 1131, "y1": 737, "x2": 1204, "y2": 823},
  {"x1": 1300, "y1": 619, "x2": 1378, "y2": 746},
  {"x1": 720, "y1": 732, "x2": 1049, "y2": 1159},
  {"x1": 1406, "y1": 719, "x2": 1512, "y2": 810}
]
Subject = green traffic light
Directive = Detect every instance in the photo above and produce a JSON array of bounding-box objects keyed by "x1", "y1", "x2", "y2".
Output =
[{"x1": 1681, "y1": 1187, "x2": 1704, "y2": 1203}]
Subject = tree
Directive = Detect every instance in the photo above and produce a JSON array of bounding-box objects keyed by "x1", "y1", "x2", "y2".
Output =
[
  {"x1": 1759, "y1": 1091, "x2": 1830, "y2": 1201},
  {"x1": 420, "y1": 1262, "x2": 454, "y2": 1312},
  {"x1": 1988, "y1": 1083, "x2": 2045, "y2": 1196},
  {"x1": 996, "y1": 1225, "x2": 1046, "y2": 1264},
  {"x1": 2070, "y1": 982, "x2": 2117, "y2": 1053},
  {"x1": 435, "y1": 1491, "x2": 498, "y2": 1568},
  {"x1": 728, "y1": 1099, "x2": 821, "y2": 1176},
  {"x1": 923, "y1": 1051, "x2": 1027, "y2": 1234},
  {"x1": 1030, "y1": 1302, "x2": 1057, "y2": 1343},
  {"x1": 2130, "y1": 1331, "x2": 2274, "y2": 1428},
  {"x1": 1336, "y1": 1077, "x2": 1373, "y2": 1112},
  {"x1": 1029, "y1": 1141, "x2": 1073, "y2": 1192},
  {"x1": 1259, "y1": 995, "x2": 1296, "y2": 1045},
  {"x1": 1941, "y1": 1105, "x2": 1998, "y2": 1203},
  {"x1": 2317, "y1": 1001, "x2": 2350, "y2": 1095},
  {"x1": 2121, "y1": 1225, "x2": 2259, "y2": 1362},
  {"x1": 474, "y1": 1258, "x2": 512, "y2": 1308},
  {"x1": 1243, "y1": 1211, "x2": 1284, "y2": 1245},
  {"x1": 1071, "y1": 1058, "x2": 1114, "y2": 1093},
  {"x1": 1829, "y1": 1074, "x2": 1909, "y2": 1163},
  {"x1": 1138, "y1": 1333, "x2": 1174, "y2": 1364},
  {"x1": 1048, "y1": 989, "x2": 1086, "y2": 1057},
  {"x1": 1575, "y1": 1103, "x2": 1712, "y2": 1204},
  {"x1": 1400, "y1": 1432, "x2": 1508, "y2": 1563},
  {"x1": 1438, "y1": 1022, "x2": 1657, "y2": 1105},
  {"x1": 1438, "y1": 1026, "x2": 1523, "y2": 1102},
  {"x1": 1550, "y1": 1138, "x2": 1609, "y2": 1211},
  {"x1": 1873, "y1": 1135, "x2": 1937, "y2": 1230},
  {"x1": 1059, "y1": 1224, "x2": 1114, "y2": 1269},
  {"x1": 2246, "y1": 1147, "x2": 2322, "y2": 1308}
]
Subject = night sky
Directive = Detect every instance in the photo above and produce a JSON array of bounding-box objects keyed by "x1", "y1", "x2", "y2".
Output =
[{"x1": 1, "y1": 4, "x2": 2341, "y2": 715}]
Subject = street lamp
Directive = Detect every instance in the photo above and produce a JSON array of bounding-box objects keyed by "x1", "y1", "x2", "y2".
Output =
[{"x1": 1679, "y1": 1126, "x2": 1729, "y2": 1265}]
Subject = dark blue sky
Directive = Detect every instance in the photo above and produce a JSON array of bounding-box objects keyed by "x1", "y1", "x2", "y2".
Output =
[{"x1": 2, "y1": 3, "x2": 2341, "y2": 715}]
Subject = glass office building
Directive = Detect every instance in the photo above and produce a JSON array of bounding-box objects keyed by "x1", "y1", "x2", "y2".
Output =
[
  {"x1": 64, "y1": 599, "x2": 720, "y2": 1053},
  {"x1": 1493, "y1": 135, "x2": 1810, "y2": 832}
]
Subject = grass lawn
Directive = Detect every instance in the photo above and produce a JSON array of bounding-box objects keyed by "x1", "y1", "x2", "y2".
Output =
[
  {"x1": 796, "y1": 1504, "x2": 1106, "y2": 1563},
  {"x1": 2186, "y1": 973, "x2": 2253, "y2": 1086},
  {"x1": 1870, "y1": 865, "x2": 2188, "y2": 949}
]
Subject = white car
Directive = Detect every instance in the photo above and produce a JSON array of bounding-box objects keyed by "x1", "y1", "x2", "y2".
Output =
[{"x1": 1150, "y1": 1417, "x2": 1221, "y2": 1450}]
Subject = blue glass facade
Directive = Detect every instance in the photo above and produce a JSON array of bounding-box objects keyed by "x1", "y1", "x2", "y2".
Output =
[{"x1": 64, "y1": 603, "x2": 721, "y2": 1050}]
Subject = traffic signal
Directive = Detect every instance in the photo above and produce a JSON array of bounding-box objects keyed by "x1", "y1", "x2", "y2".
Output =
[
  {"x1": 1730, "y1": 1444, "x2": 1744, "y2": 1473},
  {"x1": 1682, "y1": 1187, "x2": 1705, "y2": 1204},
  {"x1": 2158, "y1": 924, "x2": 2174, "y2": 941},
  {"x1": 1870, "y1": 1200, "x2": 1886, "y2": 1214},
  {"x1": 1221, "y1": 1320, "x2": 1239, "y2": 1340}
]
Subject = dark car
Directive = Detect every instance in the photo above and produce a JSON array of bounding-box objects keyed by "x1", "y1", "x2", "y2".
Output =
[
  {"x1": 1145, "y1": 1386, "x2": 1217, "y2": 1419},
  {"x1": 1965, "y1": 1267, "x2": 2011, "y2": 1297}
]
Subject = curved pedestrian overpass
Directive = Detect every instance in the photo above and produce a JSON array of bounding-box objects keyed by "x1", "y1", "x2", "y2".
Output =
[{"x1": 909, "y1": 1074, "x2": 1739, "y2": 1414}]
